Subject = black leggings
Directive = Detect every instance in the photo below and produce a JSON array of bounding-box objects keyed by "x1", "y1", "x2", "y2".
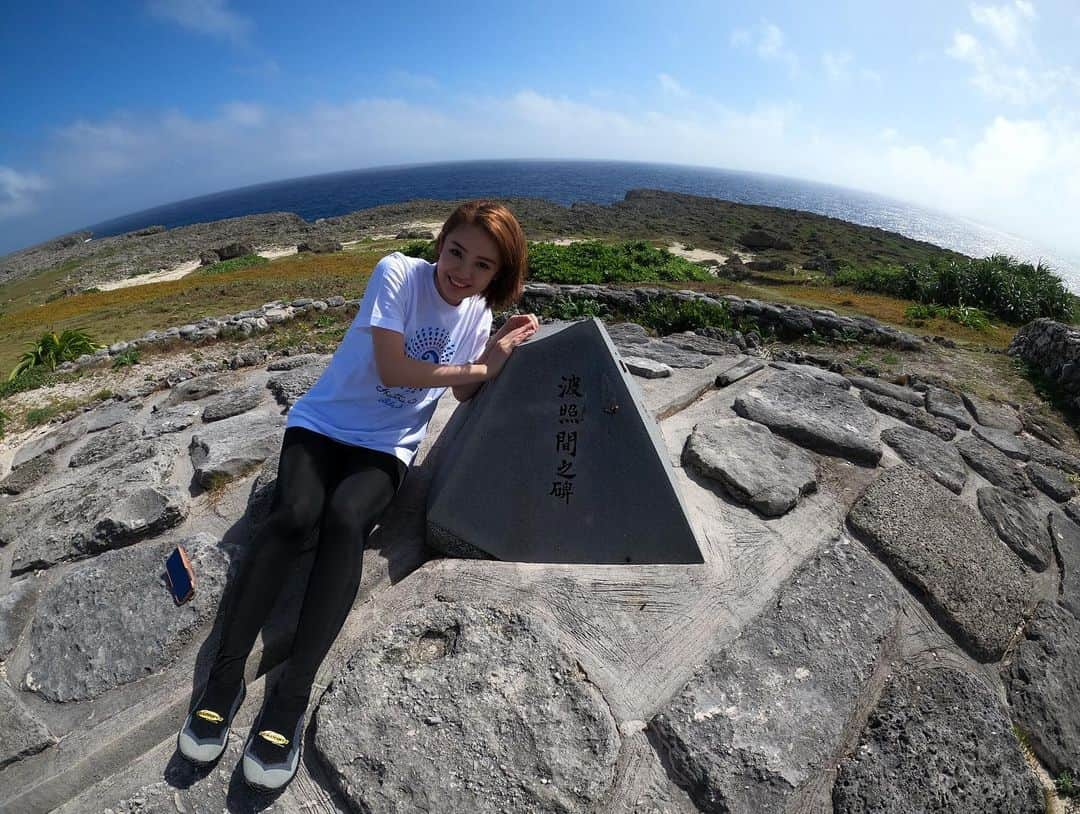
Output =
[{"x1": 210, "y1": 426, "x2": 406, "y2": 702}]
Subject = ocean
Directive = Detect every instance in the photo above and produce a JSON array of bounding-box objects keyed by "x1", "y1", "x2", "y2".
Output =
[{"x1": 86, "y1": 159, "x2": 1080, "y2": 290}]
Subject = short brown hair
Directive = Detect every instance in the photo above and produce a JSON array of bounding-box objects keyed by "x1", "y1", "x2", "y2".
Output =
[{"x1": 436, "y1": 201, "x2": 527, "y2": 310}]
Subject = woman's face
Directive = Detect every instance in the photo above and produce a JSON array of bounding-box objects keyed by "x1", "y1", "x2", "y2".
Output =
[{"x1": 434, "y1": 224, "x2": 501, "y2": 306}]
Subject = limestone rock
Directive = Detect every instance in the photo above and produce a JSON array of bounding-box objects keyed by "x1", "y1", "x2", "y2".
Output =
[
  {"x1": 200, "y1": 383, "x2": 266, "y2": 422},
  {"x1": 848, "y1": 466, "x2": 1032, "y2": 662},
  {"x1": 614, "y1": 338, "x2": 712, "y2": 369},
  {"x1": 1020, "y1": 408, "x2": 1075, "y2": 449},
  {"x1": 833, "y1": 665, "x2": 1043, "y2": 813},
  {"x1": 1005, "y1": 601, "x2": 1080, "y2": 777},
  {"x1": 848, "y1": 376, "x2": 925, "y2": 406},
  {"x1": 924, "y1": 387, "x2": 972, "y2": 429},
  {"x1": 266, "y1": 353, "x2": 329, "y2": 371},
  {"x1": 142, "y1": 402, "x2": 202, "y2": 437},
  {"x1": 962, "y1": 393, "x2": 1022, "y2": 433},
  {"x1": 1027, "y1": 461, "x2": 1076, "y2": 502},
  {"x1": 2, "y1": 446, "x2": 188, "y2": 575},
  {"x1": 0, "y1": 682, "x2": 53, "y2": 769},
  {"x1": 22, "y1": 534, "x2": 228, "y2": 702},
  {"x1": 768, "y1": 361, "x2": 849, "y2": 388},
  {"x1": 880, "y1": 425, "x2": 967, "y2": 494},
  {"x1": 859, "y1": 390, "x2": 956, "y2": 440},
  {"x1": 649, "y1": 538, "x2": 901, "y2": 814},
  {"x1": 683, "y1": 418, "x2": 816, "y2": 516},
  {"x1": 163, "y1": 374, "x2": 229, "y2": 406},
  {"x1": 734, "y1": 371, "x2": 882, "y2": 465},
  {"x1": 956, "y1": 436, "x2": 1034, "y2": 497},
  {"x1": 189, "y1": 412, "x2": 284, "y2": 488},
  {"x1": 11, "y1": 420, "x2": 86, "y2": 469},
  {"x1": 0, "y1": 454, "x2": 54, "y2": 495},
  {"x1": 664, "y1": 331, "x2": 741, "y2": 356},
  {"x1": 715, "y1": 356, "x2": 764, "y2": 386},
  {"x1": 1049, "y1": 511, "x2": 1080, "y2": 619},
  {"x1": 976, "y1": 487, "x2": 1052, "y2": 571},
  {"x1": 972, "y1": 424, "x2": 1028, "y2": 460},
  {"x1": 0, "y1": 577, "x2": 42, "y2": 658},
  {"x1": 266, "y1": 358, "x2": 330, "y2": 407},
  {"x1": 621, "y1": 355, "x2": 671, "y2": 378},
  {"x1": 67, "y1": 421, "x2": 142, "y2": 468},
  {"x1": 1025, "y1": 436, "x2": 1080, "y2": 476},
  {"x1": 314, "y1": 603, "x2": 619, "y2": 814}
]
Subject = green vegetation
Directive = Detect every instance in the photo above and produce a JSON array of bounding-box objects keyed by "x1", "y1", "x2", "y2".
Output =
[
  {"x1": 9, "y1": 329, "x2": 99, "y2": 381},
  {"x1": 111, "y1": 346, "x2": 140, "y2": 369},
  {"x1": 0, "y1": 406, "x2": 8, "y2": 439},
  {"x1": 634, "y1": 297, "x2": 731, "y2": 334},
  {"x1": 528, "y1": 240, "x2": 711, "y2": 285},
  {"x1": 195, "y1": 254, "x2": 269, "y2": 276},
  {"x1": 835, "y1": 255, "x2": 1074, "y2": 324},
  {"x1": 400, "y1": 240, "x2": 437, "y2": 261},
  {"x1": 25, "y1": 397, "x2": 81, "y2": 427},
  {"x1": 904, "y1": 303, "x2": 992, "y2": 331},
  {"x1": 1056, "y1": 771, "x2": 1077, "y2": 797},
  {"x1": 538, "y1": 297, "x2": 611, "y2": 321}
]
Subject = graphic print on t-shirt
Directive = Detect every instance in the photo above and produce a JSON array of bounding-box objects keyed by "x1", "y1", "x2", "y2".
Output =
[{"x1": 376, "y1": 326, "x2": 458, "y2": 408}]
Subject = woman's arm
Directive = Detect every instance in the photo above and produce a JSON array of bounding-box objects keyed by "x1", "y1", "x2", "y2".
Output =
[
  {"x1": 371, "y1": 328, "x2": 489, "y2": 389},
  {"x1": 452, "y1": 313, "x2": 540, "y2": 401}
]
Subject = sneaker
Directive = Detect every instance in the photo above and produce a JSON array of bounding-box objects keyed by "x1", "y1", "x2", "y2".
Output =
[
  {"x1": 242, "y1": 713, "x2": 305, "y2": 791},
  {"x1": 177, "y1": 679, "x2": 246, "y2": 765}
]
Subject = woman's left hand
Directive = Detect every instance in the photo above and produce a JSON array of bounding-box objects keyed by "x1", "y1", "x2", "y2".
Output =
[{"x1": 493, "y1": 313, "x2": 539, "y2": 343}]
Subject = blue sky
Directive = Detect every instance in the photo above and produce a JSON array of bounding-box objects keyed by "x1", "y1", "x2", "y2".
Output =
[{"x1": 2, "y1": 0, "x2": 1078, "y2": 257}]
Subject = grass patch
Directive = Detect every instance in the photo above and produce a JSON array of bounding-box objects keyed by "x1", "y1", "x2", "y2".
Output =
[
  {"x1": 111, "y1": 347, "x2": 140, "y2": 369},
  {"x1": 528, "y1": 240, "x2": 712, "y2": 285},
  {"x1": 194, "y1": 254, "x2": 270, "y2": 276},
  {"x1": 905, "y1": 303, "x2": 993, "y2": 331},
  {"x1": 24, "y1": 397, "x2": 82, "y2": 427}
]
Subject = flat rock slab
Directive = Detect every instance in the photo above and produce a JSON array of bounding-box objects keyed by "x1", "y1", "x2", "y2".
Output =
[
  {"x1": 82, "y1": 400, "x2": 142, "y2": 432},
  {"x1": 733, "y1": 371, "x2": 882, "y2": 466},
  {"x1": 664, "y1": 331, "x2": 742, "y2": 356},
  {"x1": 67, "y1": 421, "x2": 142, "y2": 468},
  {"x1": 977, "y1": 486, "x2": 1052, "y2": 571},
  {"x1": 1, "y1": 447, "x2": 188, "y2": 575},
  {"x1": 925, "y1": 387, "x2": 972, "y2": 429},
  {"x1": 962, "y1": 393, "x2": 1022, "y2": 433},
  {"x1": 1049, "y1": 511, "x2": 1080, "y2": 619},
  {"x1": 0, "y1": 454, "x2": 54, "y2": 495},
  {"x1": 649, "y1": 538, "x2": 901, "y2": 814},
  {"x1": 880, "y1": 425, "x2": 967, "y2": 494},
  {"x1": 1027, "y1": 461, "x2": 1076, "y2": 502},
  {"x1": 142, "y1": 401, "x2": 202, "y2": 437},
  {"x1": 200, "y1": 383, "x2": 266, "y2": 421},
  {"x1": 848, "y1": 465, "x2": 1032, "y2": 662},
  {"x1": 972, "y1": 424, "x2": 1028, "y2": 460},
  {"x1": 266, "y1": 352, "x2": 329, "y2": 371},
  {"x1": 715, "y1": 356, "x2": 764, "y2": 386},
  {"x1": 1025, "y1": 437, "x2": 1080, "y2": 476},
  {"x1": 1020, "y1": 408, "x2": 1075, "y2": 449},
  {"x1": 1005, "y1": 601, "x2": 1080, "y2": 777},
  {"x1": 266, "y1": 359, "x2": 330, "y2": 407},
  {"x1": 956, "y1": 436, "x2": 1034, "y2": 497},
  {"x1": 0, "y1": 681, "x2": 52, "y2": 770},
  {"x1": 163, "y1": 373, "x2": 230, "y2": 406},
  {"x1": 0, "y1": 577, "x2": 43, "y2": 659},
  {"x1": 848, "y1": 376, "x2": 925, "y2": 406},
  {"x1": 833, "y1": 665, "x2": 1043, "y2": 813},
  {"x1": 769, "y1": 361, "x2": 849, "y2": 388},
  {"x1": 314, "y1": 603, "x2": 620, "y2": 814},
  {"x1": 621, "y1": 355, "x2": 672, "y2": 378},
  {"x1": 683, "y1": 418, "x2": 817, "y2": 516},
  {"x1": 11, "y1": 420, "x2": 86, "y2": 469},
  {"x1": 860, "y1": 390, "x2": 956, "y2": 440},
  {"x1": 189, "y1": 412, "x2": 285, "y2": 488},
  {"x1": 22, "y1": 534, "x2": 228, "y2": 702},
  {"x1": 614, "y1": 338, "x2": 712, "y2": 369}
]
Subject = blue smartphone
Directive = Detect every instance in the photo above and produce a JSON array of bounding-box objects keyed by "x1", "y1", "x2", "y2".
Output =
[{"x1": 165, "y1": 546, "x2": 195, "y2": 605}]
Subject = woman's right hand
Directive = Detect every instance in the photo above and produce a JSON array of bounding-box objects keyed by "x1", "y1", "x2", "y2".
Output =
[{"x1": 484, "y1": 323, "x2": 536, "y2": 379}]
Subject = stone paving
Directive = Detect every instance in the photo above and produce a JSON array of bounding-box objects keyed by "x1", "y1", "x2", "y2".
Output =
[{"x1": 0, "y1": 319, "x2": 1077, "y2": 813}]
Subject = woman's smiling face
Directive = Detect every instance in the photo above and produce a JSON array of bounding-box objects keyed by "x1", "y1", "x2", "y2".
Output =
[{"x1": 434, "y1": 224, "x2": 501, "y2": 306}]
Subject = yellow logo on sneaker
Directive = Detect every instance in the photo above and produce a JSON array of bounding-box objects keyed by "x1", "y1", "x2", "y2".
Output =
[
  {"x1": 195, "y1": 709, "x2": 224, "y2": 724},
  {"x1": 258, "y1": 730, "x2": 290, "y2": 747}
]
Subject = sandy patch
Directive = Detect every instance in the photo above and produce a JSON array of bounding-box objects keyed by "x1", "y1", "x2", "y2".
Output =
[
  {"x1": 96, "y1": 260, "x2": 201, "y2": 292},
  {"x1": 258, "y1": 246, "x2": 297, "y2": 260},
  {"x1": 551, "y1": 238, "x2": 588, "y2": 246},
  {"x1": 668, "y1": 242, "x2": 728, "y2": 264}
]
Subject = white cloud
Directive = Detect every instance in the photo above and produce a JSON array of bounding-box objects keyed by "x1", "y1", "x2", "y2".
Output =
[
  {"x1": 731, "y1": 20, "x2": 799, "y2": 76},
  {"x1": 388, "y1": 70, "x2": 439, "y2": 91},
  {"x1": 821, "y1": 51, "x2": 881, "y2": 83},
  {"x1": 145, "y1": 0, "x2": 251, "y2": 42},
  {"x1": 0, "y1": 167, "x2": 48, "y2": 217},
  {"x1": 657, "y1": 73, "x2": 689, "y2": 97},
  {"x1": 971, "y1": 1, "x2": 1036, "y2": 49}
]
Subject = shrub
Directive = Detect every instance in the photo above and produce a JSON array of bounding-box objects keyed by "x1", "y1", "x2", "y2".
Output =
[
  {"x1": 903, "y1": 303, "x2": 992, "y2": 331},
  {"x1": 539, "y1": 297, "x2": 611, "y2": 321},
  {"x1": 0, "y1": 407, "x2": 8, "y2": 438},
  {"x1": 195, "y1": 254, "x2": 269, "y2": 276},
  {"x1": 634, "y1": 297, "x2": 732, "y2": 335},
  {"x1": 111, "y1": 347, "x2": 140, "y2": 369},
  {"x1": 400, "y1": 240, "x2": 438, "y2": 262},
  {"x1": 1056, "y1": 771, "x2": 1077, "y2": 797},
  {"x1": 9, "y1": 329, "x2": 99, "y2": 380},
  {"x1": 527, "y1": 241, "x2": 711, "y2": 285}
]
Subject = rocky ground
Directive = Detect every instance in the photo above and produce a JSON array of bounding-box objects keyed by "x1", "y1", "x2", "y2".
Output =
[{"x1": 1, "y1": 302, "x2": 1079, "y2": 813}]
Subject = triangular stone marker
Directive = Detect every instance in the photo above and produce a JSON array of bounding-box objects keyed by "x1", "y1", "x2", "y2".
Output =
[{"x1": 426, "y1": 319, "x2": 704, "y2": 564}]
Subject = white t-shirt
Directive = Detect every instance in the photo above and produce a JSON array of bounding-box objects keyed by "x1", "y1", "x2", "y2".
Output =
[{"x1": 286, "y1": 252, "x2": 493, "y2": 465}]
